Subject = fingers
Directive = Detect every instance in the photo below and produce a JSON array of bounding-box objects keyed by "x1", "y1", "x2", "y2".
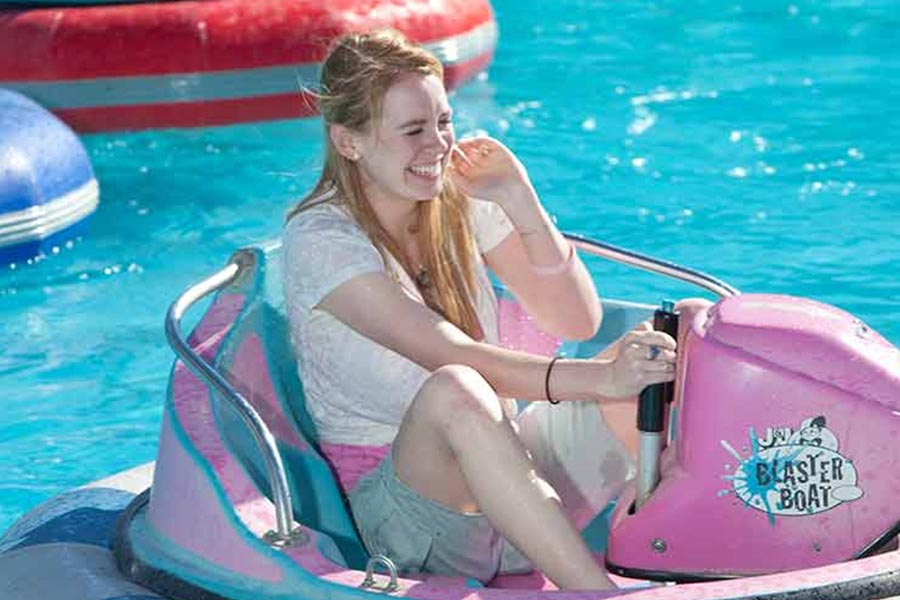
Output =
[
  {"x1": 641, "y1": 371, "x2": 677, "y2": 386},
  {"x1": 641, "y1": 351, "x2": 677, "y2": 369},
  {"x1": 451, "y1": 141, "x2": 490, "y2": 168},
  {"x1": 451, "y1": 137, "x2": 509, "y2": 170},
  {"x1": 606, "y1": 329, "x2": 680, "y2": 396},
  {"x1": 619, "y1": 331, "x2": 677, "y2": 371},
  {"x1": 449, "y1": 144, "x2": 479, "y2": 180},
  {"x1": 621, "y1": 339, "x2": 675, "y2": 360},
  {"x1": 628, "y1": 347, "x2": 677, "y2": 372},
  {"x1": 621, "y1": 330, "x2": 677, "y2": 351},
  {"x1": 451, "y1": 144, "x2": 475, "y2": 167},
  {"x1": 620, "y1": 331, "x2": 678, "y2": 384},
  {"x1": 456, "y1": 136, "x2": 499, "y2": 154},
  {"x1": 674, "y1": 297, "x2": 713, "y2": 313},
  {"x1": 632, "y1": 354, "x2": 676, "y2": 386},
  {"x1": 454, "y1": 139, "x2": 487, "y2": 162}
]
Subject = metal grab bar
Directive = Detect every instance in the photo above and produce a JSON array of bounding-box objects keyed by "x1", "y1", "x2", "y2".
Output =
[
  {"x1": 164, "y1": 250, "x2": 296, "y2": 542},
  {"x1": 564, "y1": 233, "x2": 740, "y2": 298}
]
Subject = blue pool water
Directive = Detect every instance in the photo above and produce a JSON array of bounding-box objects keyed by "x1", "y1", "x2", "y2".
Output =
[{"x1": 1, "y1": 0, "x2": 897, "y2": 533}]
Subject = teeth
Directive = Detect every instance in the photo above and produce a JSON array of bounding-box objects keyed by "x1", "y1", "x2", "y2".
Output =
[{"x1": 409, "y1": 163, "x2": 441, "y2": 177}]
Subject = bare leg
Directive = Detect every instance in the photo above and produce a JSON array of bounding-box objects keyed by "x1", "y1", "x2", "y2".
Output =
[
  {"x1": 670, "y1": 298, "x2": 713, "y2": 406},
  {"x1": 597, "y1": 401, "x2": 640, "y2": 458},
  {"x1": 516, "y1": 400, "x2": 635, "y2": 531},
  {"x1": 392, "y1": 364, "x2": 614, "y2": 590},
  {"x1": 673, "y1": 298, "x2": 713, "y2": 343}
]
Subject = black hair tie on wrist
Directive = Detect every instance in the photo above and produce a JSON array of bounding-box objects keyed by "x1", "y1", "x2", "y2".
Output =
[{"x1": 545, "y1": 356, "x2": 561, "y2": 404}]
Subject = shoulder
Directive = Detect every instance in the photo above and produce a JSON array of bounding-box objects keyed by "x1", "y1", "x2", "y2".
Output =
[
  {"x1": 282, "y1": 199, "x2": 384, "y2": 284},
  {"x1": 467, "y1": 197, "x2": 510, "y2": 227},
  {"x1": 285, "y1": 200, "x2": 359, "y2": 238},
  {"x1": 467, "y1": 197, "x2": 514, "y2": 253},
  {"x1": 283, "y1": 200, "x2": 372, "y2": 255}
]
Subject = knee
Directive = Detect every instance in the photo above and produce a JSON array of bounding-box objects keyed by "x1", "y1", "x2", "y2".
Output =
[
  {"x1": 415, "y1": 365, "x2": 505, "y2": 427},
  {"x1": 676, "y1": 297, "x2": 713, "y2": 315},
  {"x1": 675, "y1": 297, "x2": 714, "y2": 324},
  {"x1": 675, "y1": 297, "x2": 714, "y2": 342}
]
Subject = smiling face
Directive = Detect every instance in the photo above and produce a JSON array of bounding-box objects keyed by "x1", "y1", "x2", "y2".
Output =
[{"x1": 353, "y1": 73, "x2": 454, "y2": 205}]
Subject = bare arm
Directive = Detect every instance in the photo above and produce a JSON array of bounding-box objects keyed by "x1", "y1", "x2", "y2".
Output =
[
  {"x1": 451, "y1": 138, "x2": 600, "y2": 340},
  {"x1": 484, "y1": 185, "x2": 600, "y2": 340},
  {"x1": 317, "y1": 271, "x2": 675, "y2": 403}
]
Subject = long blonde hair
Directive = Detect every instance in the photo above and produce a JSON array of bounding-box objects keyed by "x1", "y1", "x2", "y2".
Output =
[{"x1": 287, "y1": 30, "x2": 482, "y2": 339}]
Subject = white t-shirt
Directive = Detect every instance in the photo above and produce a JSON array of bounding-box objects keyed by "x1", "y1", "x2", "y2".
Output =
[{"x1": 282, "y1": 197, "x2": 514, "y2": 446}]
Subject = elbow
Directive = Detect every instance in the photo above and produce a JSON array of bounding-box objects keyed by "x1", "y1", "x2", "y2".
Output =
[
  {"x1": 568, "y1": 314, "x2": 602, "y2": 342},
  {"x1": 553, "y1": 301, "x2": 603, "y2": 342},
  {"x1": 561, "y1": 277, "x2": 603, "y2": 341}
]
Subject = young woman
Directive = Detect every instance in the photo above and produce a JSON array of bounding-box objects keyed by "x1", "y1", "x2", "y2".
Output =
[{"x1": 283, "y1": 30, "x2": 689, "y2": 590}]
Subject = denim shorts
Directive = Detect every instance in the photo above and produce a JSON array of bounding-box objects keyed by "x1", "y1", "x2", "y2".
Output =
[
  {"x1": 348, "y1": 451, "x2": 532, "y2": 583},
  {"x1": 347, "y1": 400, "x2": 634, "y2": 583}
]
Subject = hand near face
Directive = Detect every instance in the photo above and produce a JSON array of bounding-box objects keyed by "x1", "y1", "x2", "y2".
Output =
[{"x1": 448, "y1": 137, "x2": 533, "y2": 205}]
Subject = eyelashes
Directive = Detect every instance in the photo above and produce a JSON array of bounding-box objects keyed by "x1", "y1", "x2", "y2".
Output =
[{"x1": 404, "y1": 118, "x2": 453, "y2": 136}]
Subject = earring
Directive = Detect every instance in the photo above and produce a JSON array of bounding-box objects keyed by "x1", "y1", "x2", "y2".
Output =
[{"x1": 349, "y1": 150, "x2": 360, "y2": 161}]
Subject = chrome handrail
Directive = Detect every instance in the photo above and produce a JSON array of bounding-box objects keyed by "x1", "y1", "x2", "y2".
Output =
[
  {"x1": 565, "y1": 233, "x2": 740, "y2": 298},
  {"x1": 164, "y1": 250, "x2": 296, "y2": 542}
]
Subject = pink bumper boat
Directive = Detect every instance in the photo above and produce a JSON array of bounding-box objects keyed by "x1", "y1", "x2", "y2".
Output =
[{"x1": 3, "y1": 234, "x2": 900, "y2": 600}]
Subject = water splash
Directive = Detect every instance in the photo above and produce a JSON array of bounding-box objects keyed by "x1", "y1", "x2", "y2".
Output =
[{"x1": 721, "y1": 428, "x2": 802, "y2": 526}]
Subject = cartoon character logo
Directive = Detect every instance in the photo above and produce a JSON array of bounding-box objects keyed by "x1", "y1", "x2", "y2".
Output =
[
  {"x1": 720, "y1": 415, "x2": 863, "y2": 524},
  {"x1": 789, "y1": 416, "x2": 838, "y2": 450}
]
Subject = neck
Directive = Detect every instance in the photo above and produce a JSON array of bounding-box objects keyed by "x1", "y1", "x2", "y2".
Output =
[{"x1": 364, "y1": 186, "x2": 421, "y2": 246}]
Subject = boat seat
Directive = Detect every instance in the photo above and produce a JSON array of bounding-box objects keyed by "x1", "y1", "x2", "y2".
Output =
[
  {"x1": 210, "y1": 244, "x2": 653, "y2": 576},
  {"x1": 210, "y1": 260, "x2": 369, "y2": 569}
]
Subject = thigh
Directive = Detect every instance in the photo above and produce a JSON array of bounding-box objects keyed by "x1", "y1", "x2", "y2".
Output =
[
  {"x1": 391, "y1": 366, "x2": 500, "y2": 513},
  {"x1": 516, "y1": 400, "x2": 635, "y2": 531}
]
